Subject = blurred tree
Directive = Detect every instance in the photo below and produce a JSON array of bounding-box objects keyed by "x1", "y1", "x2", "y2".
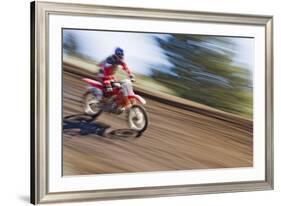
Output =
[
  {"x1": 63, "y1": 32, "x2": 79, "y2": 56},
  {"x1": 151, "y1": 34, "x2": 253, "y2": 118}
]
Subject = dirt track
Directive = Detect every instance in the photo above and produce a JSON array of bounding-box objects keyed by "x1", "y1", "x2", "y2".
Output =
[{"x1": 63, "y1": 70, "x2": 253, "y2": 176}]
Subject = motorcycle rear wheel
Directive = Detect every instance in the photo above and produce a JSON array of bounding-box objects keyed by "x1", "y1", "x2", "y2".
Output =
[{"x1": 83, "y1": 91, "x2": 102, "y2": 117}]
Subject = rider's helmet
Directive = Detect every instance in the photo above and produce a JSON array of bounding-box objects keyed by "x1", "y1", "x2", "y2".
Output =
[{"x1": 115, "y1": 47, "x2": 124, "y2": 60}]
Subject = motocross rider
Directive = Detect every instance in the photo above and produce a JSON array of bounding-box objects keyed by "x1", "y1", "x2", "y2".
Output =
[{"x1": 98, "y1": 47, "x2": 135, "y2": 110}]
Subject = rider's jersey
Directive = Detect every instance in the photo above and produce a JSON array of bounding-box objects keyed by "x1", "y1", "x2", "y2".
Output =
[{"x1": 99, "y1": 54, "x2": 131, "y2": 77}]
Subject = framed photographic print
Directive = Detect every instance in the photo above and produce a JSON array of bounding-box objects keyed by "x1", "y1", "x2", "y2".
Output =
[{"x1": 30, "y1": 1, "x2": 274, "y2": 204}]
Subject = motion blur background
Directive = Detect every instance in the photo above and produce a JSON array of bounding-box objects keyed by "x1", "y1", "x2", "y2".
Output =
[
  {"x1": 1, "y1": 0, "x2": 280, "y2": 206},
  {"x1": 63, "y1": 29, "x2": 254, "y2": 175},
  {"x1": 63, "y1": 30, "x2": 254, "y2": 118}
]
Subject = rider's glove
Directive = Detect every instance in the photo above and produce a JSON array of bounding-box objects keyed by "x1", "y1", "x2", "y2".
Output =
[{"x1": 129, "y1": 74, "x2": 136, "y2": 82}]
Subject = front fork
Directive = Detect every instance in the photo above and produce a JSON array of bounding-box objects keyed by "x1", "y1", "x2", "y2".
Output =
[{"x1": 121, "y1": 96, "x2": 136, "y2": 109}]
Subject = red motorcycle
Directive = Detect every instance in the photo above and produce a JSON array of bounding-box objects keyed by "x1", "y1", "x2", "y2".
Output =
[{"x1": 82, "y1": 77, "x2": 148, "y2": 133}]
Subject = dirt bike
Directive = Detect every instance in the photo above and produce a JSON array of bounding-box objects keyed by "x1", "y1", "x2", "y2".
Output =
[{"x1": 82, "y1": 77, "x2": 148, "y2": 133}]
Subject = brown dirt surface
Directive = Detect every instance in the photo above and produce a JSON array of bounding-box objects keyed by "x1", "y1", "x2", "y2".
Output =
[{"x1": 63, "y1": 69, "x2": 253, "y2": 176}]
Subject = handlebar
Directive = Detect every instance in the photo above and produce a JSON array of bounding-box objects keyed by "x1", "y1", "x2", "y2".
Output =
[{"x1": 130, "y1": 78, "x2": 136, "y2": 83}]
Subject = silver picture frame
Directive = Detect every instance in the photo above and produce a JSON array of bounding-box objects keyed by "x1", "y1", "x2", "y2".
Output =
[{"x1": 30, "y1": 1, "x2": 274, "y2": 204}]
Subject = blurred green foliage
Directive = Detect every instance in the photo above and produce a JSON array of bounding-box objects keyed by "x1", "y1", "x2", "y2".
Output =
[{"x1": 151, "y1": 34, "x2": 253, "y2": 118}]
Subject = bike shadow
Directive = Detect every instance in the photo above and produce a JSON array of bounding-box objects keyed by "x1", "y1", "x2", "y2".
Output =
[{"x1": 63, "y1": 114, "x2": 143, "y2": 139}]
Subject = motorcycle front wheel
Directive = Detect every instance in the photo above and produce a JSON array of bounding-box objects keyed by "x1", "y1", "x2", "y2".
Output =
[
  {"x1": 128, "y1": 105, "x2": 148, "y2": 133},
  {"x1": 83, "y1": 91, "x2": 102, "y2": 117}
]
